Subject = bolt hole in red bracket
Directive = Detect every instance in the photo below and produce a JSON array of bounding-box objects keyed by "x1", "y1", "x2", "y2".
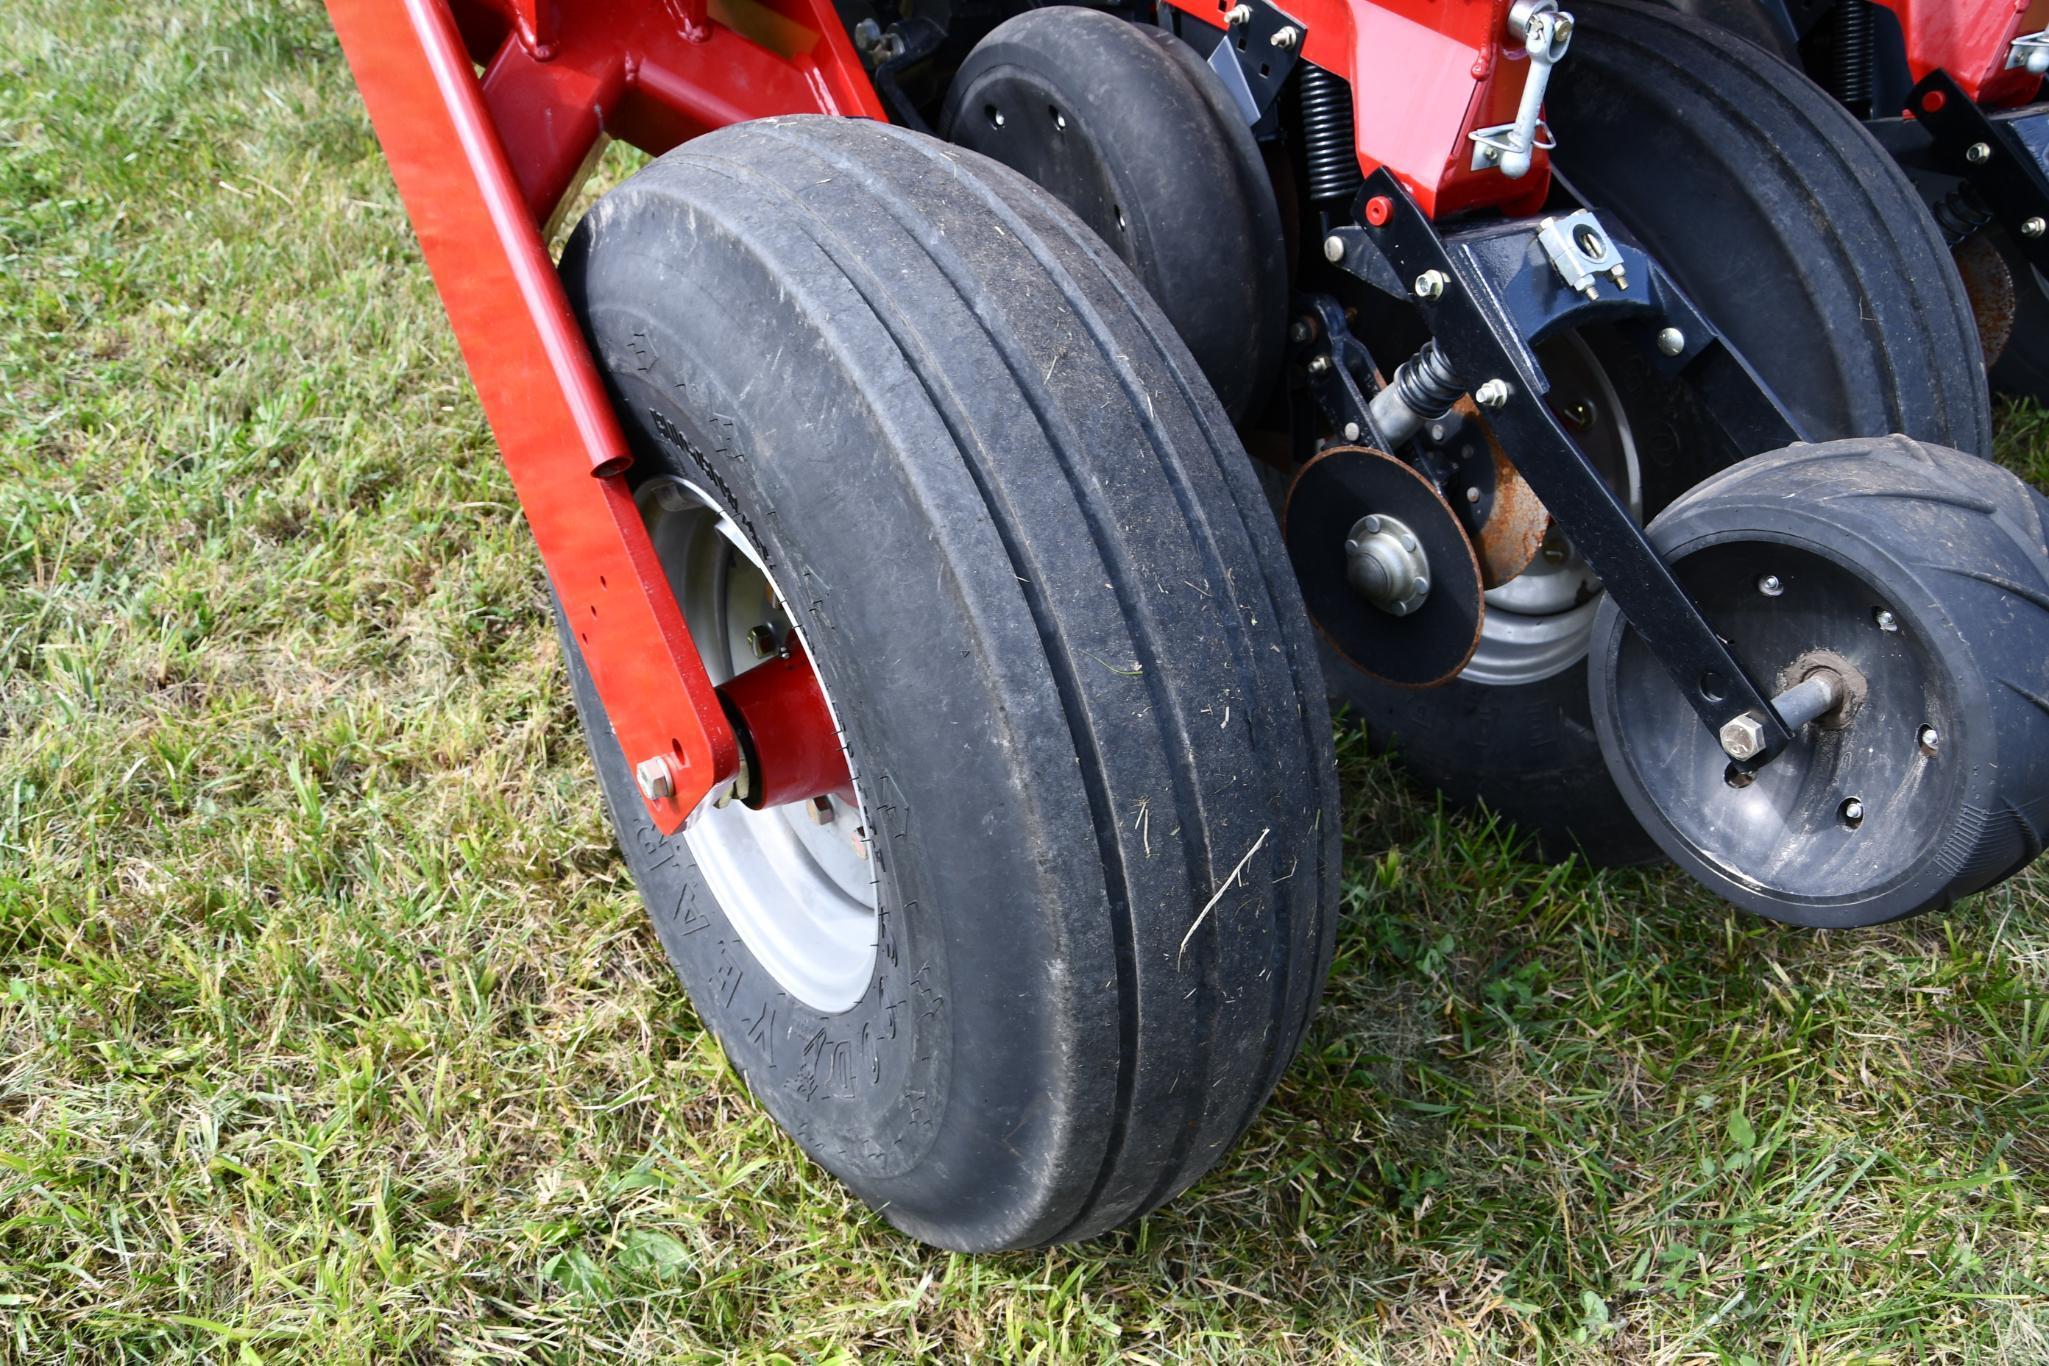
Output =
[{"x1": 325, "y1": 0, "x2": 879, "y2": 829}]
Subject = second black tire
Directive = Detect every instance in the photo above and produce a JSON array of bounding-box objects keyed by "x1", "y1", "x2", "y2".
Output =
[
  {"x1": 1327, "y1": 0, "x2": 1994, "y2": 864},
  {"x1": 559, "y1": 116, "x2": 1337, "y2": 1251}
]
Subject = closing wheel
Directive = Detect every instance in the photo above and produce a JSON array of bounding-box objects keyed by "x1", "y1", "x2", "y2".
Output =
[
  {"x1": 1591, "y1": 437, "x2": 2049, "y2": 926},
  {"x1": 1326, "y1": 0, "x2": 1993, "y2": 865},
  {"x1": 558, "y1": 116, "x2": 1337, "y2": 1251}
]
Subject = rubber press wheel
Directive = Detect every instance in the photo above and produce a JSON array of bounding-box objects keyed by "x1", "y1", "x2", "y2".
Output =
[
  {"x1": 1327, "y1": 0, "x2": 1993, "y2": 864},
  {"x1": 1591, "y1": 436, "x2": 2049, "y2": 926},
  {"x1": 557, "y1": 116, "x2": 1337, "y2": 1251}
]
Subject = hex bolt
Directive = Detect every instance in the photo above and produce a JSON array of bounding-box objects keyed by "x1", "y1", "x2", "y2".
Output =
[
  {"x1": 1757, "y1": 574, "x2": 1783, "y2": 597},
  {"x1": 1719, "y1": 712, "x2": 1768, "y2": 762},
  {"x1": 806, "y1": 795, "x2": 835, "y2": 825},
  {"x1": 1918, "y1": 724, "x2": 1941, "y2": 754},
  {"x1": 1270, "y1": 25, "x2": 1299, "y2": 48},
  {"x1": 1323, "y1": 234, "x2": 1346, "y2": 264},
  {"x1": 1307, "y1": 354, "x2": 1333, "y2": 376},
  {"x1": 1656, "y1": 326, "x2": 1687, "y2": 357},
  {"x1": 1967, "y1": 141, "x2": 1993, "y2": 164},
  {"x1": 1225, "y1": 3, "x2": 1252, "y2": 23},
  {"x1": 1874, "y1": 607, "x2": 1900, "y2": 633},
  {"x1": 1413, "y1": 269, "x2": 1449, "y2": 302},
  {"x1": 747, "y1": 624, "x2": 777, "y2": 659},
  {"x1": 1474, "y1": 378, "x2": 1513, "y2": 410},
  {"x1": 635, "y1": 757, "x2": 674, "y2": 802},
  {"x1": 1342, "y1": 421, "x2": 1362, "y2": 441},
  {"x1": 2027, "y1": 217, "x2": 2048, "y2": 239}
]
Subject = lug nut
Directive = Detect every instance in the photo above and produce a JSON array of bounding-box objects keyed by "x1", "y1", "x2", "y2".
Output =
[
  {"x1": 2027, "y1": 217, "x2": 2048, "y2": 239},
  {"x1": 1474, "y1": 378, "x2": 1513, "y2": 410},
  {"x1": 1323, "y1": 234, "x2": 1346, "y2": 264},
  {"x1": 1967, "y1": 141, "x2": 1993, "y2": 164},
  {"x1": 1719, "y1": 712, "x2": 1767, "y2": 762},
  {"x1": 1757, "y1": 574, "x2": 1783, "y2": 597},
  {"x1": 1413, "y1": 269, "x2": 1449, "y2": 301},
  {"x1": 1874, "y1": 608, "x2": 1900, "y2": 633},
  {"x1": 1840, "y1": 797, "x2": 1865, "y2": 829},
  {"x1": 1657, "y1": 326, "x2": 1686, "y2": 357},
  {"x1": 635, "y1": 757, "x2": 674, "y2": 801},
  {"x1": 806, "y1": 795, "x2": 835, "y2": 824}
]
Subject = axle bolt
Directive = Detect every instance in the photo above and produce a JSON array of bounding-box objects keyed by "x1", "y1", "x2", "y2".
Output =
[
  {"x1": 747, "y1": 624, "x2": 778, "y2": 659},
  {"x1": 1474, "y1": 378, "x2": 1513, "y2": 410},
  {"x1": 1413, "y1": 269, "x2": 1449, "y2": 301},
  {"x1": 1270, "y1": 25, "x2": 1299, "y2": 48},
  {"x1": 1323, "y1": 234, "x2": 1346, "y2": 264},
  {"x1": 1967, "y1": 141, "x2": 1993, "y2": 164},
  {"x1": 635, "y1": 757, "x2": 675, "y2": 802},
  {"x1": 1656, "y1": 326, "x2": 1687, "y2": 357},
  {"x1": 1874, "y1": 607, "x2": 1900, "y2": 633},
  {"x1": 2027, "y1": 217, "x2": 2048, "y2": 239},
  {"x1": 1757, "y1": 574, "x2": 1783, "y2": 597},
  {"x1": 1719, "y1": 712, "x2": 1767, "y2": 762}
]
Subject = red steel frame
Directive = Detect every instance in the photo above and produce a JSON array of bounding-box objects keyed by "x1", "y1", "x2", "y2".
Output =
[
  {"x1": 326, "y1": 0, "x2": 1565, "y2": 831},
  {"x1": 1877, "y1": 0, "x2": 2045, "y2": 108}
]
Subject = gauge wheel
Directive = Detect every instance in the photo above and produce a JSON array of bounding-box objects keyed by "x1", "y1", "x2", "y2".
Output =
[
  {"x1": 1325, "y1": 0, "x2": 1993, "y2": 864},
  {"x1": 556, "y1": 115, "x2": 1338, "y2": 1251}
]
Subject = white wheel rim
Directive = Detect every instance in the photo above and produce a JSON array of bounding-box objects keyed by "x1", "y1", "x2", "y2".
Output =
[{"x1": 638, "y1": 478, "x2": 878, "y2": 1014}]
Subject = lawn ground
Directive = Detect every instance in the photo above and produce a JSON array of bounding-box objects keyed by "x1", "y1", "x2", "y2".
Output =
[{"x1": 5, "y1": 3, "x2": 2049, "y2": 1359}]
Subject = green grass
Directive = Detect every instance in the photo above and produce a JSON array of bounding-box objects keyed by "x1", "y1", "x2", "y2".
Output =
[{"x1": 3, "y1": 3, "x2": 2048, "y2": 1359}]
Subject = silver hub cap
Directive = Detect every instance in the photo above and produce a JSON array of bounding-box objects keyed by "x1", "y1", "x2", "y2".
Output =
[{"x1": 638, "y1": 478, "x2": 877, "y2": 1014}]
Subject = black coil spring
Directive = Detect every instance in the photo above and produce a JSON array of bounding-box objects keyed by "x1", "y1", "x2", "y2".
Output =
[
  {"x1": 1299, "y1": 65, "x2": 1362, "y2": 203},
  {"x1": 1828, "y1": 0, "x2": 1874, "y2": 114},
  {"x1": 1931, "y1": 184, "x2": 1994, "y2": 246},
  {"x1": 1391, "y1": 341, "x2": 1466, "y2": 417}
]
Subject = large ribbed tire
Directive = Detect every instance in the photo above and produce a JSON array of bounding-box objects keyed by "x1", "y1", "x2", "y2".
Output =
[
  {"x1": 1591, "y1": 436, "x2": 2049, "y2": 926},
  {"x1": 1327, "y1": 0, "x2": 1993, "y2": 865},
  {"x1": 557, "y1": 116, "x2": 1338, "y2": 1251}
]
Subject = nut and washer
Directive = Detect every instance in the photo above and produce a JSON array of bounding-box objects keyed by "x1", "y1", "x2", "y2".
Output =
[
  {"x1": 1413, "y1": 269, "x2": 1450, "y2": 301},
  {"x1": 635, "y1": 757, "x2": 675, "y2": 801},
  {"x1": 1474, "y1": 378, "x2": 1513, "y2": 410},
  {"x1": 1967, "y1": 141, "x2": 1993, "y2": 164}
]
